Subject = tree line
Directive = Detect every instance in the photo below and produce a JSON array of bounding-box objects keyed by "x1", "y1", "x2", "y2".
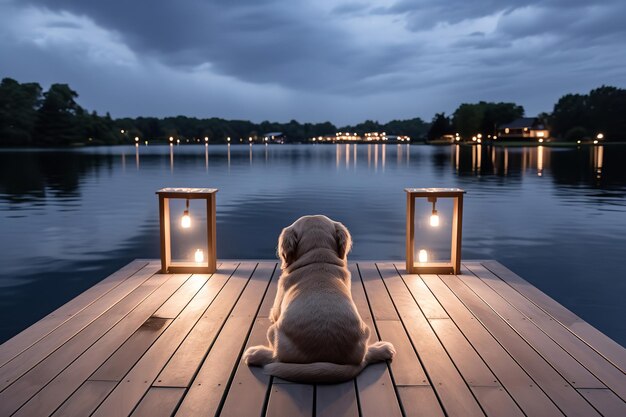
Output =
[
  {"x1": 1, "y1": 77, "x2": 624, "y2": 146},
  {"x1": 0, "y1": 78, "x2": 429, "y2": 146},
  {"x1": 427, "y1": 85, "x2": 626, "y2": 142}
]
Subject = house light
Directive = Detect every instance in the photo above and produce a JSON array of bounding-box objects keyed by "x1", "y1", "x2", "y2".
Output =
[
  {"x1": 418, "y1": 249, "x2": 428, "y2": 263},
  {"x1": 194, "y1": 249, "x2": 204, "y2": 264},
  {"x1": 597, "y1": 133, "x2": 604, "y2": 140},
  {"x1": 504, "y1": 128, "x2": 510, "y2": 134}
]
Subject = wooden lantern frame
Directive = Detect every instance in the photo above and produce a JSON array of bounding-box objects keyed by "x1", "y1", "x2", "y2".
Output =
[
  {"x1": 156, "y1": 188, "x2": 218, "y2": 274},
  {"x1": 405, "y1": 188, "x2": 465, "y2": 274}
]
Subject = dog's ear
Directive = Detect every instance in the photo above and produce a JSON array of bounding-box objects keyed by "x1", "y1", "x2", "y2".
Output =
[
  {"x1": 278, "y1": 226, "x2": 298, "y2": 268},
  {"x1": 335, "y1": 222, "x2": 352, "y2": 259}
]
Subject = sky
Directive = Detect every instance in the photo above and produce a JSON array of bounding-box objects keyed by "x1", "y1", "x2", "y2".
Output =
[{"x1": 1, "y1": 0, "x2": 625, "y2": 125}]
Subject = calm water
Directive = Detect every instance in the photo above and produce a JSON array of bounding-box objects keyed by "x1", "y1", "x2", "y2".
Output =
[{"x1": 1, "y1": 144, "x2": 625, "y2": 346}]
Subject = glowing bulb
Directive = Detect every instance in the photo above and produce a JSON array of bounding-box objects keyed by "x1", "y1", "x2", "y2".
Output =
[
  {"x1": 430, "y1": 211, "x2": 440, "y2": 227},
  {"x1": 195, "y1": 249, "x2": 204, "y2": 263},
  {"x1": 181, "y1": 210, "x2": 191, "y2": 228},
  {"x1": 418, "y1": 249, "x2": 428, "y2": 263}
]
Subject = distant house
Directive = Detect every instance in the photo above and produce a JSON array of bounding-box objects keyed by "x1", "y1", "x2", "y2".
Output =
[
  {"x1": 262, "y1": 132, "x2": 286, "y2": 143},
  {"x1": 498, "y1": 117, "x2": 549, "y2": 140}
]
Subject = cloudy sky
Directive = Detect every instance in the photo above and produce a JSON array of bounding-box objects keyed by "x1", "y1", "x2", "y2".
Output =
[{"x1": 1, "y1": 0, "x2": 625, "y2": 125}]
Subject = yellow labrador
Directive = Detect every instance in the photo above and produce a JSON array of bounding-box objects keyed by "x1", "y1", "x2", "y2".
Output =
[{"x1": 243, "y1": 215, "x2": 395, "y2": 383}]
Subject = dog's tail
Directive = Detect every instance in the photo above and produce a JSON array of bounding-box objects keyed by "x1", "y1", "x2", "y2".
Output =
[{"x1": 262, "y1": 341, "x2": 395, "y2": 384}]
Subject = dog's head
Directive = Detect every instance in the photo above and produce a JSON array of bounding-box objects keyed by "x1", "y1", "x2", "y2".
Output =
[{"x1": 278, "y1": 215, "x2": 352, "y2": 269}]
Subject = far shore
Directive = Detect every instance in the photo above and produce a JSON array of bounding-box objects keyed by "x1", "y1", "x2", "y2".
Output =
[{"x1": 1, "y1": 141, "x2": 626, "y2": 150}]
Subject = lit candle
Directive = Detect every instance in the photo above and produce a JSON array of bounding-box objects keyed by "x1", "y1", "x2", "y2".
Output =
[
  {"x1": 418, "y1": 249, "x2": 428, "y2": 263},
  {"x1": 195, "y1": 249, "x2": 204, "y2": 263}
]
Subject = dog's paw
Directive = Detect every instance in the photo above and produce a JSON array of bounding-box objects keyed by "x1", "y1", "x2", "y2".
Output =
[
  {"x1": 243, "y1": 345, "x2": 274, "y2": 366},
  {"x1": 366, "y1": 341, "x2": 396, "y2": 362}
]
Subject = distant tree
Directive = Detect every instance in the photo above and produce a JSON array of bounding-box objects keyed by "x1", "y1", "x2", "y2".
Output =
[
  {"x1": 0, "y1": 78, "x2": 43, "y2": 145},
  {"x1": 35, "y1": 84, "x2": 83, "y2": 145},
  {"x1": 551, "y1": 94, "x2": 588, "y2": 139},
  {"x1": 453, "y1": 101, "x2": 523, "y2": 138},
  {"x1": 551, "y1": 86, "x2": 626, "y2": 141},
  {"x1": 453, "y1": 104, "x2": 484, "y2": 138},
  {"x1": 427, "y1": 113, "x2": 452, "y2": 140}
]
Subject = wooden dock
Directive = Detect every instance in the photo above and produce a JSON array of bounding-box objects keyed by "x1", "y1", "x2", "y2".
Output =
[{"x1": 0, "y1": 260, "x2": 624, "y2": 417}]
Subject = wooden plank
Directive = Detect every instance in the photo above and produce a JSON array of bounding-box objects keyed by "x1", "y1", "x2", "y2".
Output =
[
  {"x1": 429, "y1": 319, "x2": 502, "y2": 388},
  {"x1": 376, "y1": 320, "x2": 429, "y2": 386},
  {"x1": 440, "y1": 273, "x2": 601, "y2": 417},
  {"x1": 483, "y1": 260, "x2": 626, "y2": 372},
  {"x1": 130, "y1": 387, "x2": 185, "y2": 417},
  {"x1": 153, "y1": 273, "x2": 213, "y2": 318},
  {"x1": 219, "y1": 266, "x2": 278, "y2": 416},
  {"x1": 351, "y1": 264, "x2": 404, "y2": 417},
  {"x1": 0, "y1": 263, "x2": 160, "y2": 390},
  {"x1": 257, "y1": 271, "x2": 279, "y2": 318},
  {"x1": 375, "y1": 264, "x2": 484, "y2": 417},
  {"x1": 578, "y1": 389, "x2": 626, "y2": 417},
  {"x1": 219, "y1": 317, "x2": 273, "y2": 417},
  {"x1": 173, "y1": 263, "x2": 276, "y2": 417},
  {"x1": 316, "y1": 381, "x2": 359, "y2": 417},
  {"x1": 397, "y1": 386, "x2": 445, "y2": 417},
  {"x1": 0, "y1": 260, "x2": 149, "y2": 367},
  {"x1": 419, "y1": 271, "x2": 565, "y2": 417},
  {"x1": 89, "y1": 317, "x2": 172, "y2": 381},
  {"x1": 51, "y1": 380, "x2": 117, "y2": 417},
  {"x1": 472, "y1": 386, "x2": 525, "y2": 417},
  {"x1": 21, "y1": 272, "x2": 210, "y2": 417},
  {"x1": 1, "y1": 270, "x2": 176, "y2": 417},
  {"x1": 358, "y1": 263, "x2": 398, "y2": 320},
  {"x1": 154, "y1": 263, "x2": 266, "y2": 388},
  {"x1": 265, "y1": 383, "x2": 313, "y2": 417},
  {"x1": 402, "y1": 273, "x2": 449, "y2": 319},
  {"x1": 459, "y1": 265, "x2": 605, "y2": 389},
  {"x1": 468, "y1": 262, "x2": 626, "y2": 400},
  {"x1": 89, "y1": 263, "x2": 244, "y2": 417}
]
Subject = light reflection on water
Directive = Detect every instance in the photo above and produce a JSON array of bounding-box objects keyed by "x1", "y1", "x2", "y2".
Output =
[{"x1": 0, "y1": 144, "x2": 625, "y2": 346}]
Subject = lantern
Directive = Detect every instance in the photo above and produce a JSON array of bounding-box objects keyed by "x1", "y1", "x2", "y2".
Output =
[
  {"x1": 405, "y1": 188, "x2": 465, "y2": 274},
  {"x1": 156, "y1": 188, "x2": 218, "y2": 273}
]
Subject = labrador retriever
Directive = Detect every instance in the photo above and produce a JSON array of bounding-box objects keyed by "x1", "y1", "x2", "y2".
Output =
[{"x1": 243, "y1": 215, "x2": 395, "y2": 383}]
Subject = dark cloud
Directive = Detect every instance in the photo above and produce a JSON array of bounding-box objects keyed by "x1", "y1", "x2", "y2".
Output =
[{"x1": 1, "y1": 0, "x2": 625, "y2": 124}]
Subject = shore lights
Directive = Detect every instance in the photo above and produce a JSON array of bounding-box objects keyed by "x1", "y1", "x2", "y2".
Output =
[
  {"x1": 156, "y1": 188, "x2": 218, "y2": 273},
  {"x1": 405, "y1": 188, "x2": 465, "y2": 274}
]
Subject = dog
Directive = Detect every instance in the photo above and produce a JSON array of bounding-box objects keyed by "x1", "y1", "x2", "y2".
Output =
[{"x1": 242, "y1": 215, "x2": 395, "y2": 383}]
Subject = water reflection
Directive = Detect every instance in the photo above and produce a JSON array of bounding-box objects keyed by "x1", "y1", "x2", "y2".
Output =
[{"x1": 0, "y1": 144, "x2": 625, "y2": 346}]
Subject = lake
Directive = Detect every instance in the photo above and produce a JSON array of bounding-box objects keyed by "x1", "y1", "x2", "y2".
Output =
[{"x1": 1, "y1": 143, "x2": 625, "y2": 346}]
